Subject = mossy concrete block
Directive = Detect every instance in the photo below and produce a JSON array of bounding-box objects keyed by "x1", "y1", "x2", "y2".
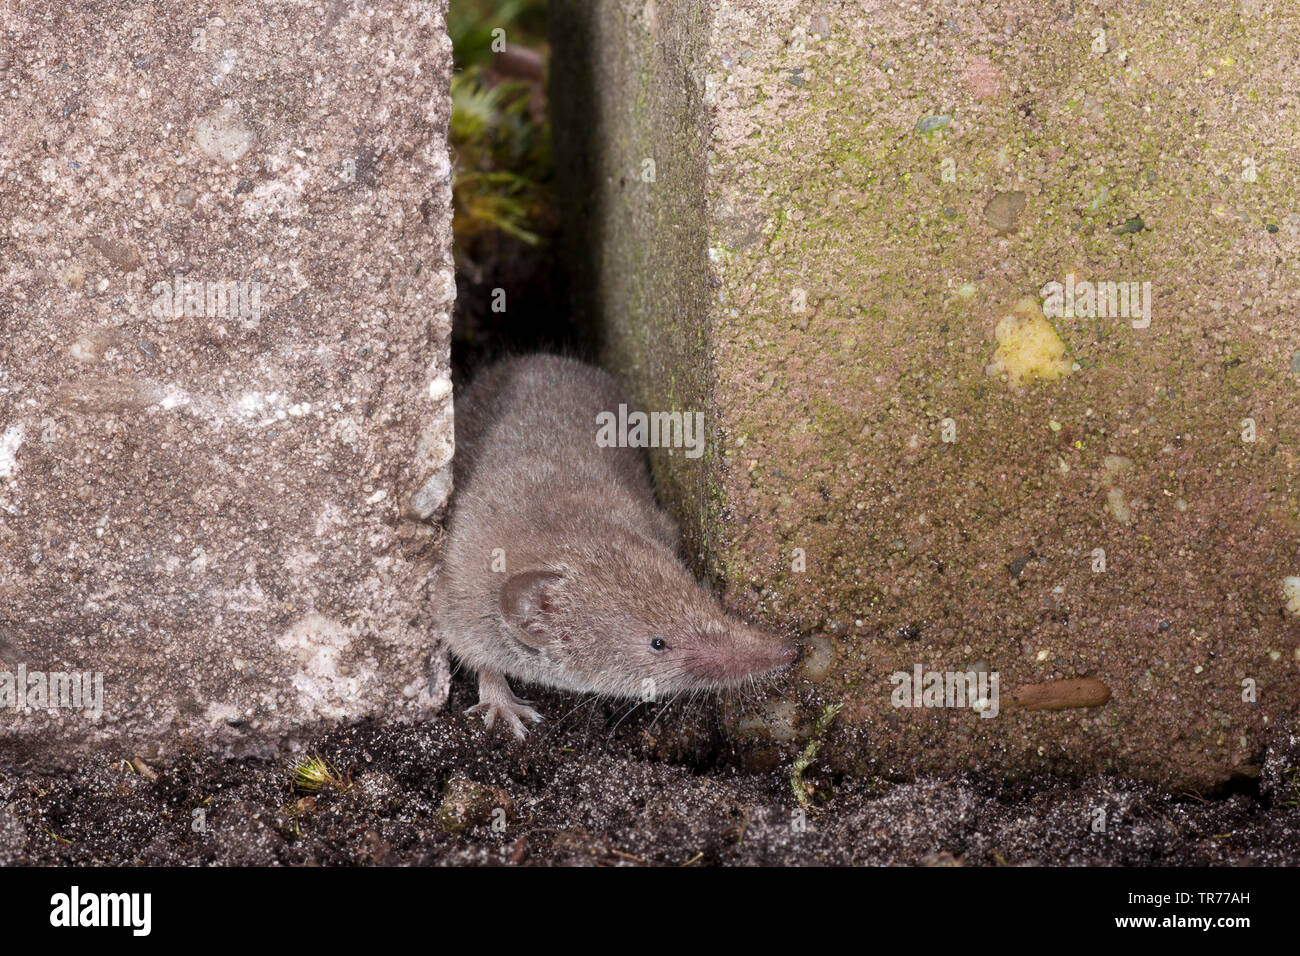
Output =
[
  {"x1": 553, "y1": 0, "x2": 1300, "y2": 789},
  {"x1": 0, "y1": 1, "x2": 454, "y2": 763}
]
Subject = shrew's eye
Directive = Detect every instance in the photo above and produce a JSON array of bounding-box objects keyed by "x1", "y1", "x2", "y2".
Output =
[{"x1": 650, "y1": 637, "x2": 668, "y2": 651}]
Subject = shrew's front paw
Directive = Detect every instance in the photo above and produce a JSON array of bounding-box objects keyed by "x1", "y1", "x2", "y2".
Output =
[
  {"x1": 464, "y1": 698, "x2": 542, "y2": 740},
  {"x1": 466, "y1": 669, "x2": 543, "y2": 740}
]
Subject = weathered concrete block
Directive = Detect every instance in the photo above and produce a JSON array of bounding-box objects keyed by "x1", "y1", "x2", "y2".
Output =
[
  {"x1": 553, "y1": 0, "x2": 1300, "y2": 788},
  {"x1": 0, "y1": 1, "x2": 454, "y2": 762}
]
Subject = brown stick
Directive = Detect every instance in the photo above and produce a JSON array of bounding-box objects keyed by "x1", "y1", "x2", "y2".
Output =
[{"x1": 1001, "y1": 678, "x2": 1111, "y2": 712}]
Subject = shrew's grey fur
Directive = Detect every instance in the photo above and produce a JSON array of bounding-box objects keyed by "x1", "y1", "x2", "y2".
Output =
[{"x1": 435, "y1": 354, "x2": 796, "y2": 738}]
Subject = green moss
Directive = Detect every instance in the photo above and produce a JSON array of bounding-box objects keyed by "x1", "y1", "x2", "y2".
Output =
[{"x1": 448, "y1": 1, "x2": 552, "y2": 249}]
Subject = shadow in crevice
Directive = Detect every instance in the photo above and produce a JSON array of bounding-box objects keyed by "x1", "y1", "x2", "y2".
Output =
[
  {"x1": 452, "y1": 228, "x2": 580, "y2": 384},
  {"x1": 545, "y1": 1, "x2": 606, "y2": 366}
]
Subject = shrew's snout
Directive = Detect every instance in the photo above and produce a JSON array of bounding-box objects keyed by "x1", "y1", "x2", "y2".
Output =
[
  {"x1": 753, "y1": 632, "x2": 799, "y2": 671},
  {"x1": 691, "y1": 629, "x2": 799, "y2": 686},
  {"x1": 750, "y1": 632, "x2": 799, "y2": 674}
]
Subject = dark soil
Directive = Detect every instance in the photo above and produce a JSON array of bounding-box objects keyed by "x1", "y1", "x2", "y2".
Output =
[{"x1": 3, "y1": 679, "x2": 1298, "y2": 866}]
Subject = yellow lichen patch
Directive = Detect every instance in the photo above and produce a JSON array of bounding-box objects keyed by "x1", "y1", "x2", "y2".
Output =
[
  {"x1": 1282, "y1": 576, "x2": 1300, "y2": 616},
  {"x1": 986, "y1": 297, "x2": 1073, "y2": 387}
]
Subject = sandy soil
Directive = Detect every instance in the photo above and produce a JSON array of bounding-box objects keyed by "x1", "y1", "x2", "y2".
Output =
[{"x1": 3, "y1": 679, "x2": 1297, "y2": 866}]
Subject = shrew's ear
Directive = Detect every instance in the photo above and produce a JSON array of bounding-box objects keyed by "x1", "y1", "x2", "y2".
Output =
[{"x1": 500, "y1": 570, "x2": 565, "y2": 648}]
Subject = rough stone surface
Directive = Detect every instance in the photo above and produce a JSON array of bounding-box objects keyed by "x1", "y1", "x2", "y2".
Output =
[
  {"x1": 552, "y1": 0, "x2": 1300, "y2": 789},
  {"x1": 0, "y1": 1, "x2": 454, "y2": 763}
]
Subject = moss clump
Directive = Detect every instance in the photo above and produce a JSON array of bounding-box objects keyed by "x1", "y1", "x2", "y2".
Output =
[
  {"x1": 790, "y1": 702, "x2": 843, "y2": 811},
  {"x1": 448, "y1": 0, "x2": 552, "y2": 248},
  {"x1": 292, "y1": 754, "x2": 350, "y2": 794}
]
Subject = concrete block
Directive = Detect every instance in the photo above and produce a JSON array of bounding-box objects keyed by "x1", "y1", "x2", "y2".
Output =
[
  {"x1": 552, "y1": 0, "x2": 1300, "y2": 788},
  {"x1": 0, "y1": 0, "x2": 454, "y2": 762}
]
